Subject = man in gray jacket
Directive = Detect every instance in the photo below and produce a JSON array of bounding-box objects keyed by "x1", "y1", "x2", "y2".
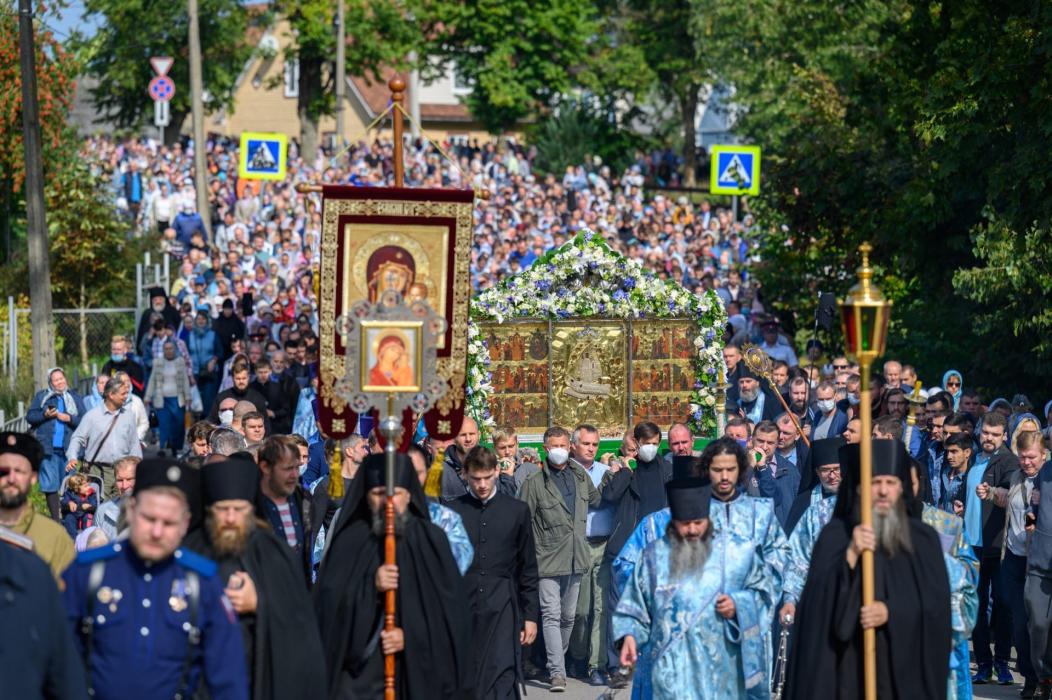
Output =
[{"x1": 519, "y1": 425, "x2": 614, "y2": 692}]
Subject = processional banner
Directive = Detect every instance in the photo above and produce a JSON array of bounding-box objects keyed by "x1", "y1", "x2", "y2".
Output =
[{"x1": 318, "y1": 186, "x2": 474, "y2": 441}]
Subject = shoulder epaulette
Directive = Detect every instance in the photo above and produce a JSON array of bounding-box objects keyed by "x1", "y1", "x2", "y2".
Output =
[
  {"x1": 75, "y1": 540, "x2": 124, "y2": 565},
  {"x1": 174, "y1": 547, "x2": 218, "y2": 577}
]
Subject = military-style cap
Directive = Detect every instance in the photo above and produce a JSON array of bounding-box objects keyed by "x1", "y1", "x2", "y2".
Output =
[
  {"x1": 133, "y1": 457, "x2": 200, "y2": 505},
  {"x1": 0, "y1": 432, "x2": 44, "y2": 471}
]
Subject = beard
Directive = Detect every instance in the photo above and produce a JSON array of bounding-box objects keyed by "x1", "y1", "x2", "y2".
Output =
[
  {"x1": 207, "y1": 514, "x2": 256, "y2": 557},
  {"x1": 873, "y1": 499, "x2": 912, "y2": 557},
  {"x1": 740, "y1": 386, "x2": 759, "y2": 403},
  {"x1": 371, "y1": 509, "x2": 409, "y2": 538},
  {"x1": 667, "y1": 524, "x2": 713, "y2": 581},
  {"x1": 0, "y1": 487, "x2": 27, "y2": 510},
  {"x1": 821, "y1": 481, "x2": 839, "y2": 495}
]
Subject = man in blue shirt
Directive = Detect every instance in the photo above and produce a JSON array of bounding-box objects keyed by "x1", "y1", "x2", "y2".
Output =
[
  {"x1": 62, "y1": 457, "x2": 248, "y2": 700},
  {"x1": 963, "y1": 411, "x2": 1019, "y2": 685}
]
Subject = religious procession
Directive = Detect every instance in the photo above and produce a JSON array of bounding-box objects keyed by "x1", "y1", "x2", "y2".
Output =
[{"x1": 3, "y1": 2, "x2": 1050, "y2": 700}]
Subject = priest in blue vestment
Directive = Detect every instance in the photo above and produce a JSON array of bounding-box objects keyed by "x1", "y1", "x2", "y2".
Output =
[{"x1": 614, "y1": 477, "x2": 780, "y2": 700}]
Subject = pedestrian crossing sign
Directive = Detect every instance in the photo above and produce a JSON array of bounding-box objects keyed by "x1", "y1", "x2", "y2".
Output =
[
  {"x1": 710, "y1": 144, "x2": 761, "y2": 196},
  {"x1": 238, "y1": 132, "x2": 287, "y2": 181}
]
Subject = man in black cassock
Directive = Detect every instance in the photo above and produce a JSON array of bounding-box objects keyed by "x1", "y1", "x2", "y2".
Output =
[
  {"x1": 785, "y1": 439, "x2": 951, "y2": 700},
  {"x1": 314, "y1": 453, "x2": 475, "y2": 699},
  {"x1": 449, "y1": 446, "x2": 539, "y2": 699},
  {"x1": 184, "y1": 456, "x2": 327, "y2": 700}
]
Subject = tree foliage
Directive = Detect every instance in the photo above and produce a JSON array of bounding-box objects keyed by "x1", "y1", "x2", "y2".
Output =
[
  {"x1": 276, "y1": 0, "x2": 422, "y2": 160},
  {"x1": 710, "y1": 0, "x2": 1052, "y2": 395},
  {"x1": 77, "y1": 0, "x2": 258, "y2": 133},
  {"x1": 0, "y1": 8, "x2": 79, "y2": 195},
  {"x1": 417, "y1": 0, "x2": 604, "y2": 133}
]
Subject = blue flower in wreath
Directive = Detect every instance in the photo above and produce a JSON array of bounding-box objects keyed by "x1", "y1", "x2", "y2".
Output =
[
  {"x1": 536, "y1": 279, "x2": 552, "y2": 291},
  {"x1": 668, "y1": 300, "x2": 677, "y2": 312},
  {"x1": 556, "y1": 288, "x2": 569, "y2": 298},
  {"x1": 695, "y1": 380, "x2": 705, "y2": 388},
  {"x1": 622, "y1": 277, "x2": 636, "y2": 290},
  {"x1": 556, "y1": 309, "x2": 570, "y2": 319},
  {"x1": 693, "y1": 408, "x2": 704, "y2": 421},
  {"x1": 613, "y1": 290, "x2": 627, "y2": 302},
  {"x1": 706, "y1": 330, "x2": 716, "y2": 342}
]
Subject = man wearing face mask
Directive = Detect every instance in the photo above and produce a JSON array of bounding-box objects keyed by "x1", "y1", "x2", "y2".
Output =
[
  {"x1": 519, "y1": 426, "x2": 606, "y2": 692},
  {"x1": 101, "y1": 336, "x2": 145, "y2": 398},
  {"x1": 810, "y1": 380, "x2": 848, "y2": 439}
]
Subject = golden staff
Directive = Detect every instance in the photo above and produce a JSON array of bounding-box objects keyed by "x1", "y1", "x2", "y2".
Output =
[
  {"x1": 838, "y1": 243, "x2": 892, "y2": 700},
  {"x1": 741, "y1": 344, "x2": 811, "y2": 448}
]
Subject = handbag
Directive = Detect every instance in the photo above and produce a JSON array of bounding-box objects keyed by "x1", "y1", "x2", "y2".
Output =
[{"x1": 190, "y1": 385, "x2": 203, "y2": 413}]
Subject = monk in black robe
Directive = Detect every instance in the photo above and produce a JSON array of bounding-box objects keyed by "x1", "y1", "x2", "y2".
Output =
[
  {"x1": 449, "y1": 447, "x2": 539, "y2": 699},
  {"x1": 315, "y1": 453, "x2": 474, "y2": 699},
  {"x1": 785, "y1": 439, "x2": 951, "y2": 700},
  {"x1": 184, "y1": 456, "x2": 326, "y2": 700}
]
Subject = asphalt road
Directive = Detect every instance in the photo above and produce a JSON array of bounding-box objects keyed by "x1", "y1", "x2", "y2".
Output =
[{"x1": 523, "y1": 666, "x2": 1030, "y2": 699}]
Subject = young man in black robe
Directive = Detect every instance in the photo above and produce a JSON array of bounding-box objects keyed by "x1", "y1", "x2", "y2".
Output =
[
  {"x1": 449, "y1": 446, "x2": 539, "y2": 699},
  {"x1": 314, "y1": 453, "x2": 474, "y2": 699},
  {"x1": 785, "y1": 439, "x2": 951, "y2": 700},
  {"x1": 184, "y1": 456, "x2": 326, "y2": 700}
]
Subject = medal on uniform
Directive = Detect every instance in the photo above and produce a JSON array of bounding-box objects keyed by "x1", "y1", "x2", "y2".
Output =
[
  {"x1": 169, "y1": 579, "x2": 188, "y2": 612},
  {"x1": 97, "y1": 586, "x2": 113, "y2": 604}
]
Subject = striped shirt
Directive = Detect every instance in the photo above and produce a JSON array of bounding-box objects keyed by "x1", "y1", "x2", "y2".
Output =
[{"x1": 275, "y1": 501, "x2": 298, "y2": 547}]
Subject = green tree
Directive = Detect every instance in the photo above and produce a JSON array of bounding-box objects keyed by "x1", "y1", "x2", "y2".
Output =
[
  {"x1": 0, "y1": 7, "x2": 79, "y2": 261},
  {"x1": 77, "y1": 0, "x2": 259, "y2": 139},
  {"x1": 710, "y1": 0, "x2": 1052, "y2": 395},
  {"x1": 277, "y1": 0, "x2": 421, "y2": 160},
  {"x1": 417, "y1": 0, "x2": 603, "y2": 133}
]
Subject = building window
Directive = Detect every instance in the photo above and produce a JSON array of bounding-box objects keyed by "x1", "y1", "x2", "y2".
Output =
[
  {"x1": 283, "y1": 59, "x2": 300, "y2": 98},
  {"x1": 451, "y1": 65, "x2": 472, "y2": 95}
]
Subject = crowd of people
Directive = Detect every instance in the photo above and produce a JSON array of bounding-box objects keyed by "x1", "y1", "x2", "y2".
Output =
[{"x1": 3, "y1": 130, "x2": 1052, "y2": 699}]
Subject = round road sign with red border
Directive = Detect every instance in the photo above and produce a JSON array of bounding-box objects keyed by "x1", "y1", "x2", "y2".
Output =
[{"x1": 148, "y1": 76, "x2": 175, "y2": 102}]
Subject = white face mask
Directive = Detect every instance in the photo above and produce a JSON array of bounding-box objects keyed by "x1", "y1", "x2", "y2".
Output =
[
  {"x1": 638, "y1": 444, "x2": 659, "y2": 462},
  {"x1": 847, "y1": 394, "x2": 861, "y2": 406},
  {"x1": 817, "y1": 399, "x2": 837, "y2": 414},
  {"x1": 219, "y1": 409, "x2": 234, "y2": 426},
  {"x1": 547, "y1": 447, "x2": 569, "y2": 466}
]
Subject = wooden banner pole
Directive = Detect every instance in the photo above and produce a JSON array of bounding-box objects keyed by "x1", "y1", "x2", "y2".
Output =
[{"x1": 390, "y1": 78, "x2": 405, "y2": 188}]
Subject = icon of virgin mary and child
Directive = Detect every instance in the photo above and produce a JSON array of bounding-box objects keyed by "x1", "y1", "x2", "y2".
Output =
[{"x1": 367, "y1": 245, "x2": 429, "y2": 304}]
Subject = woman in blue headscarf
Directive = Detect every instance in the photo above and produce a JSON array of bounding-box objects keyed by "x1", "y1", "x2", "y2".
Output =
[{"x1": 942, "y1": 370, "x2": 963, "y2": 409}]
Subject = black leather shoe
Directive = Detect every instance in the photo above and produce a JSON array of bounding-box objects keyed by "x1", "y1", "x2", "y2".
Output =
[
  {"x1": 588, "y1": 669, "x2": 609, "y2": 686},
  {"x1": 1021, "y1": 680, "x2": 1037, "y2": 698},
  {"x1": 607, "y1": 667, "x2": 631, "y2": 689},
  {"x1": 1034, "y1": 683, "x2": 1052, "y2": 700}
]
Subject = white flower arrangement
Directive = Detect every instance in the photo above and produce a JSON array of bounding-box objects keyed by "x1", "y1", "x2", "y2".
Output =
[{"x1": 467, "y1": 229, "x2": 727, "y2": 437}]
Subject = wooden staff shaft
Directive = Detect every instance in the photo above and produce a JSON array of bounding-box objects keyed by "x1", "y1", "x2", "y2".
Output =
[
  {"x1": 859, "y1": 364, "x2": 876, "y2": 700},
  {"x1": 767, "y1": 377, "x2": 811, "y2": 448},
  {"x1": 384, "y1": 494, "x2": 396, "y2": 700},
  {"x1": 382, "y1": 395, "x2": 398, "y2": 700},
  {"x1": 390, "y1": 78, "x2": 405, "y2": 187}
]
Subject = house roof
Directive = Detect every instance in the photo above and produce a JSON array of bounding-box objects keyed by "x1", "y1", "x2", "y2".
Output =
[{"x1": 349, "y1": 67, "x2": 473, "y2": 123}]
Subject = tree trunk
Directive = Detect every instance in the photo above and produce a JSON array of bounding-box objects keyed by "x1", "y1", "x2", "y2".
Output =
[
  {"x1": 167, "y1": 108, "x2": 189, "y2": 147},
  {"x1": 79, "y1": 282, "x2": 88, "y2": 372},
  {"x1": 298, "y1": 55, "x2": 322, "y2": 163},
  {"x1": 679, "y1": 84, "x2": 700, "y2": 188}
]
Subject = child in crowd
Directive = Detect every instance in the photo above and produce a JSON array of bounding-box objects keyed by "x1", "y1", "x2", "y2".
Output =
[{"x1": 61, "y1": 473, "x2": 98, "y2": 538}]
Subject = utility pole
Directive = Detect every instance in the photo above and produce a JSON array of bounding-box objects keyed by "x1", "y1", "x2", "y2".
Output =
[
  {"x1": 18, "y1": 0, "x2": 56, "y2": 388},
  {"x1": 187, "y1": 0, "x2": 210, "y2": 238},
  {"x1": 335, "y1": 0, "x2": 346, "y2": 149}
]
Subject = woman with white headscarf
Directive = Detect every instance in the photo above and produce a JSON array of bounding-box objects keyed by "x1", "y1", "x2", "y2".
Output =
[{"x1": 26, "y1": 367, "x2": 85, "y2": 519}]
